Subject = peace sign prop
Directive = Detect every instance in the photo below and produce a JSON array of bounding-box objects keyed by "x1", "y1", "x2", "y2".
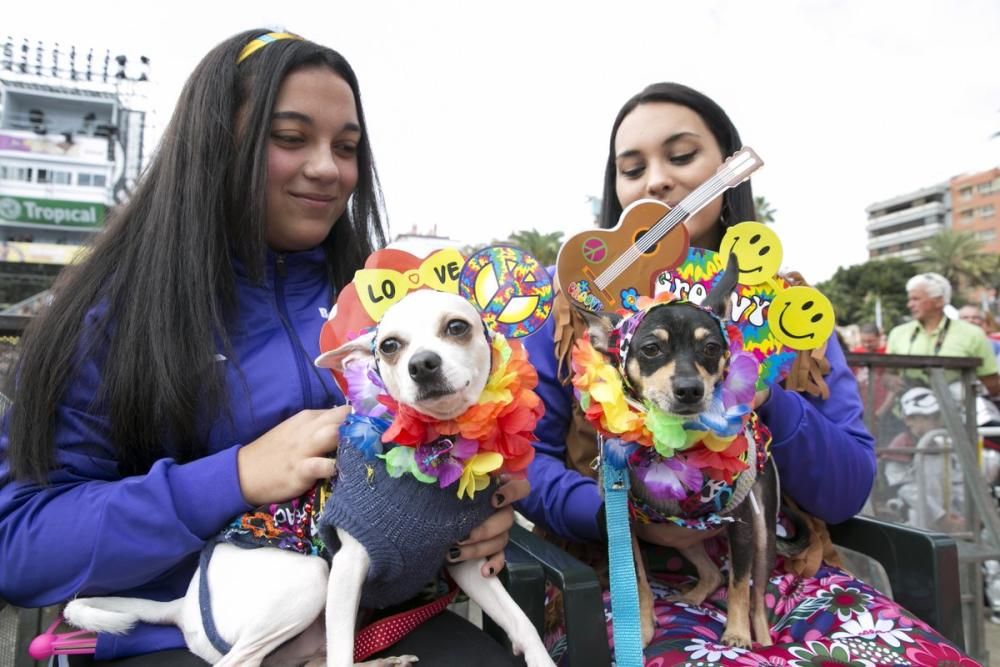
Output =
[{"x1": 459, "y1": 246, "x2": 554, "y2": 339}]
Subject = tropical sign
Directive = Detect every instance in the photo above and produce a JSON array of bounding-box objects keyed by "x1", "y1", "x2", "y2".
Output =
[{"x1": 0, "y1": 195, "x2": 104, "y2": 228}]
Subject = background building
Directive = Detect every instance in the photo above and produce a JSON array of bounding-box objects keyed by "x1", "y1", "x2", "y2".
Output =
[
  {"x1": 865, "y1": 166, "x2": 1000, "y2": 263},
  {"x1": 865, "y1": 182, "x2": 950, "y2": 262},
  {"x1": 0, "y1": 36, "x2": 150, "y2": 308},
  {"x1": 950, "y1": 167, "x2": 1000, "y2": 255}
]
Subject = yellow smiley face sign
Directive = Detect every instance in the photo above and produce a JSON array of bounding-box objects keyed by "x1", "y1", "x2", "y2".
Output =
[
  {"x1": 719, "y1": 222, "x2": 783, "y2": 285},
  {"x1": 767, "y1": 286, "x2": 835, "y2": 350}
]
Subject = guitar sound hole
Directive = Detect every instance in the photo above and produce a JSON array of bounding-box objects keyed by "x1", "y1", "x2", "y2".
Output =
[{"x1": 633, "y1": 228, "x2": 659, "y2": 255}]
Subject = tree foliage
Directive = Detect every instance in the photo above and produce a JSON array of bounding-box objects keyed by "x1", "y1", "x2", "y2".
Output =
[
  {"x1": 753, "y1": 195, "x2": 776, "y2": 224},
  {"x1": 505, "y1": 229, "x2": 565, "y2": 266},
  {"x1": 917, "y1": 230, "x2": 995, "y2": 299},
  {"x1": 815, "y1": 257, "x2": 913, "y2": 330}
]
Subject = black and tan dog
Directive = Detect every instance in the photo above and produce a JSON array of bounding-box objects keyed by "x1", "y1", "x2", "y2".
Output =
[{"x1": 585, "y1": 255, "x2": 789, "y2": 649}]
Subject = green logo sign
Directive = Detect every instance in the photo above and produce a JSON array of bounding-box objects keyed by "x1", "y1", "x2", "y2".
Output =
[{"x1": 0, "y1": 195, "x2": 104, "y2": 228}]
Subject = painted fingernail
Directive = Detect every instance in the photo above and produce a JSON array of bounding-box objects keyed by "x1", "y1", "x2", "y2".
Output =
[
  {"x1": 448, "y1": 546, "x2": 462, "y2": 561},
  {"x1": 493, "y1": 493, "x2": 506, "y2": 507}
]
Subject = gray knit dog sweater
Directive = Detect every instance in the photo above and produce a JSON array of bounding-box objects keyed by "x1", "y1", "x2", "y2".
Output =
[{"x1": 318, "y1": 441, "x2": 496, "y2": 609}]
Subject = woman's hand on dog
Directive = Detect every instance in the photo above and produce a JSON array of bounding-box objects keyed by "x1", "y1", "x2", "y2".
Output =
[
  {"x1": 449, "y1": 475, "x2": 530, "y2": 578},
  {"x1": 236, "y1": 405, "x2": 350, "y2": 506}
]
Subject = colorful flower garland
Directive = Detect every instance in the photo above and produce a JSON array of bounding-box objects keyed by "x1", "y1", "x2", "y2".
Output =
[
  {"x1": 339, "y1": 333, "x2": 542, "y2": 500},
  {"x1": 571, "y1": 301, "x2": 764, "y2": 504}
]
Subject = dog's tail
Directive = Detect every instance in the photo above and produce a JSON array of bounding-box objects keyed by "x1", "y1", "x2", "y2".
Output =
[
  {"x1": 775, "y1": 503, "x2": 813, "y2": 558},
  {"x1": 64, "y1": 596, "x2": 185, "y2": 635}
]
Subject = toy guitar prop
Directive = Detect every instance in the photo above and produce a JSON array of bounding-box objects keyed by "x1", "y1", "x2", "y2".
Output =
[{"x1": 556, "y1": 146, "x2": 763, "y2": 313}]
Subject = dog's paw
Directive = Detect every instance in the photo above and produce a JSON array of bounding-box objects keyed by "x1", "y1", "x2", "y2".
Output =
[{"x1": 720, "y1": 630, "x2": 752, "y2": 649}]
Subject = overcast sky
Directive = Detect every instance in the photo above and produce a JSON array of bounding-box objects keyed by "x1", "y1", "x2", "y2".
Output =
[{"x1": 5, "y1": 0, "x2": 999, "y2": 281}]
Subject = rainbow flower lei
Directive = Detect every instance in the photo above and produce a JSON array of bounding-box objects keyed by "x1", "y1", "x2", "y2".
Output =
[
  {"x1": 570, "y1": 303, "x2": 763, "y2": 501},
  {"x1": 339, "y1": 334, "x2": 542, "y2": 500}
]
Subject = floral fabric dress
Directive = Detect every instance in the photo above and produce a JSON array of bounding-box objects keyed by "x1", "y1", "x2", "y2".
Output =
[{"x1": 543, "y1": 534, "x2": 980, "y2": 667}]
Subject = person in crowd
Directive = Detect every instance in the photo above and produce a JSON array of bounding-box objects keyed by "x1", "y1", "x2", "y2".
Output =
[
  {"x1": 851, "y1": 321, "x2": 884, "y2": 354},
  {"x1": 0, "y1": 30, "x2": 523, "y2": 665},
  {"x1": 849, "y1": 321, "x2": 904, "y2": 444},
  {"x1": 886, "y1": 273, "x2": 1000, "y2": 397},
  {"x1": 517, "y1": 82, "x2": 974, "y2": 664},
  {"x1": 882, "y1": 387, "x2": 965, "y2": 533},
  {"x1": 959, "y1": 304, "x2": 1000, "y2": 367}
]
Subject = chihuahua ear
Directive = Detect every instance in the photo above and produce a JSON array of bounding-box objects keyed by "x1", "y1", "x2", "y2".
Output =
[
  {"x1": 315, "y1": 331, "x2": 376, "y2": 372},
  {"x1": 580, "y1": 309, "x2": 621, "y2": 356},
  {"x1": 703, "y1": 252, "x2": 739, "y2": 320}
]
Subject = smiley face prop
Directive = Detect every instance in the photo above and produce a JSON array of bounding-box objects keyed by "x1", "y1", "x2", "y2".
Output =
[
  {"x1": 767, "y1": 286, "x2": 835, "y2": 351},
  {"x1": 646, "y1": 221, "x2": 836, "y2": 388},
  {"x1": 719, "y1": 222, "x2": 782, "y2": 286}
]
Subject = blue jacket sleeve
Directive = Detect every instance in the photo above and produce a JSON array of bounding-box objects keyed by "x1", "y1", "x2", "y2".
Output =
[
  {"x1": 516, "y1": 315, "x2": 603, "y2": 543},
  {"x1": 756, "y1": 336, "x2": 877, "y2": 524},
  {"x1": 0, "y1": 325, "x2": 251, "y2": 607}
]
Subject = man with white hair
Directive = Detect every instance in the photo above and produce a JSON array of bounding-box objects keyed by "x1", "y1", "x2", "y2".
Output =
[{"x1": 886, "y1": 272, "x2": 1000, "y2": 396}]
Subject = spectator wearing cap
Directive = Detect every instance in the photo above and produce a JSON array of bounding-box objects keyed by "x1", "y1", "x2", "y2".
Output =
[
  {"x1": 886, "y1": 272, "x2": 1000, "y2": 396},
  {"x1": 883, "y1": 386, "x2": 965, "y2": 533}
]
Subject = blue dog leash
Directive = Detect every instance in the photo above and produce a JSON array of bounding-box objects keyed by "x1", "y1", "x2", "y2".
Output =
[{"x1": 602, "y1": 436, "x2": 644, "y2": 667}]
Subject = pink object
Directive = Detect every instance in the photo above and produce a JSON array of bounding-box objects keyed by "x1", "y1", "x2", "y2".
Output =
[{"x1": 28, "y1": 614, "x2": 96, "y2": 659}]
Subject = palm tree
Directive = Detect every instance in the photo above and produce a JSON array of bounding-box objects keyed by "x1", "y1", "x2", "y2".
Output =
[
  {"x1": 506, "y1": 229, "x2": 565, "y2": 266},
  {"x1": 918, "y1": 230, "x2": 993, "y2": 291},
  {"x1": 753, "y1": 196, "x2": 776, "y2": 224}
]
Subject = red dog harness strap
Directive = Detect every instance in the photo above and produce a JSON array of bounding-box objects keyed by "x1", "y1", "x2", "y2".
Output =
[{"x1": 353, "y1": 580, "x2": 459, "y2": 661}]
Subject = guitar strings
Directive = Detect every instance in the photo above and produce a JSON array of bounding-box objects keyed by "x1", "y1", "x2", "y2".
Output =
[
  {"x1": 594, "y1": 171, "x2": 728, "y2": 288},
  {"x1": 594, "y1": 151, "x2": 758, "y2": 289}
]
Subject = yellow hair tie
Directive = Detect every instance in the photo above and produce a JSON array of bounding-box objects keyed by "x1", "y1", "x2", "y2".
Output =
[{"x1": 237, "y1": 32, "x2": 304, "y2": 64}]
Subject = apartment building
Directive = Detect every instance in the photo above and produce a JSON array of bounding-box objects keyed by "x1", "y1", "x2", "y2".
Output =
[
  {"x1": 950, "y1": 167, "x2": 1000, "y2": 255},
  {"x1": 0, "y1": 38, "x2": 150, "y2": 306},
  {"x1": 865, "y1": 182, "x2": 950, "y2": 262}
]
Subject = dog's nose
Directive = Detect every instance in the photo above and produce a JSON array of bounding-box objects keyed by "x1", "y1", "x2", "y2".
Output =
[
  {"x1": 408, "y1": 351, "x2": 443, "y2": 382},
  {"x1": 673, "y1": 378, "x2": 704, "y2": 404}
]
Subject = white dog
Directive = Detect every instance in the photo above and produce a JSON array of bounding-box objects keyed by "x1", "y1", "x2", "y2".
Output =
[{"x1": 66, "y1": 290, "x2": 554, "y2": 667}]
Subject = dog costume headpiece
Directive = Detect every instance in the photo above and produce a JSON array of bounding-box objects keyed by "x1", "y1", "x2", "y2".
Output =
[{"x1": 604, "y1": 296, "x2": 737, "y2": 400}]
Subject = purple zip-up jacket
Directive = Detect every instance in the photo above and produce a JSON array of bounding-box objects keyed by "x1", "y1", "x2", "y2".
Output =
[
  {"x1": 515, "y1": 312, "x2": 877, "y2": 543},
  {"x1": 0, "y1": 248, "x2": 343, "y2": 660}
]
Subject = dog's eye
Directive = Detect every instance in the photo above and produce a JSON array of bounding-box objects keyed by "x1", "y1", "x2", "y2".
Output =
[
  {"x1": 445, "y1": 319, "x2": 471, "y2": 336},
  {"x1": 639, "y1": 343, "x2": 661, "y2": 358},
  {"x1": 702, "y1": 341, "x2": 722, "y2": 356},
  {"x1": 379, "y1": 338, "x2": 401, "y2": 355}
]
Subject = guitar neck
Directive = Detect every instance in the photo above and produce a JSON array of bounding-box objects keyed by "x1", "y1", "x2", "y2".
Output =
[{"x1": 595, "y1": 147, "x2": 762, "y2": 290}]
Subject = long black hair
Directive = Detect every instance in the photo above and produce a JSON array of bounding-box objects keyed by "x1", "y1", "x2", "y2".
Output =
[
  {"x1": 6, "y1": 29, "x2": 386, "y2": 481},
  {"x1": 598, "y1": 82, "x2": 755, "y2": 249}
]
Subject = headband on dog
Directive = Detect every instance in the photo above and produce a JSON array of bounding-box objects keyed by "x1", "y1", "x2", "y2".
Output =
[
  {"x1": 237, "y1": 32, "x2": 303, "y2": 64},
  {"x1": 605, "y1": 297, "x2": 736, "y2": 399}
]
